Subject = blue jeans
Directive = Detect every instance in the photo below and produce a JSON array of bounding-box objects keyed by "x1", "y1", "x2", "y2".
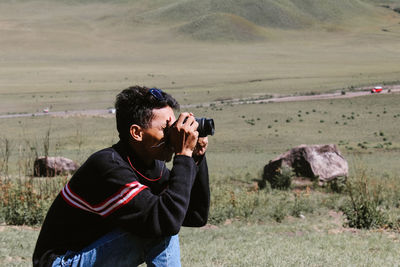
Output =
[{"x1": 51, "y1": 229, "x2": 181, "y2": 267}]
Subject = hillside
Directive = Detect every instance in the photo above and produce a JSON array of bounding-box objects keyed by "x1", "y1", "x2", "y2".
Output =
[
  {"x1": 148, "y1": 0, "x2": 375, "y2": 27},
  {"x1": 177, "y1": 12, "x2": 270, "y2": 41},
  {"x1": 1, "y1": 0, "x2": 399, "y2": 43},
  {"x1": 141, "y1": 0, "x2": 391, "y2": 40},
  {"x1": 1, "y1": 0, "x2": 400, "y2": 107}
]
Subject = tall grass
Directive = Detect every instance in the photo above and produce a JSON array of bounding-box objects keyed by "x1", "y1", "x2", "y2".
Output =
[
  {"x1": 340, "y1": 163, "x2": 400, "y2": 229},
  {"x1": 0, "y1": 177, "x2": 67, "y2": 225},
  {"x1": 0, "y1": 138, "x2": 12, "y2": 177}
]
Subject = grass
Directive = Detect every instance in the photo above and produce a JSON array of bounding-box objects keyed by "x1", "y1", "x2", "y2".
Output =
[
  {"x1": 177, "y1": 12, "x2": 270, "y2": 41},
  {"x1": 150, "y1": 0, "x2": 380, "y2": 29},
  {"x1": 1, "y1": 0, "x2": 400, "y2": 265},
  {"x1": 2, "y1": 212, "x2": 400, "y2": 266},
  {"x1": 179, "y1": 218, "x2": 400, "y2": 267},
  {"x1": 0, "y1": 225, "x2": 39, "y2": 267},
  {"x1": 1, "y1": 0, "x2": 400, "y2": 114},
  {"x1": 199, "y1": 93, "x2": 400, "y2": 160},
  {"x1": 1, "y1": 92, "x2": 400, "y2": 177}
]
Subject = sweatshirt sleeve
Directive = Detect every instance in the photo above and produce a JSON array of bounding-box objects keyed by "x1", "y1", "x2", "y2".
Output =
[{"x1": 182, "y1": 155, "x2": 210, "y2": 227}]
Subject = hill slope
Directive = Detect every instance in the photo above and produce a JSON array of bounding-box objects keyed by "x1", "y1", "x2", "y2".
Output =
[
  {"x1": 0, "y1": 0, "x2": 398, "y2": 45},
  {"x1": 177, "y1": 12, "x2": 270, "y2": 41},
  {"x1": 141, "y1": 0, "x2": 388, "y2": 41}
]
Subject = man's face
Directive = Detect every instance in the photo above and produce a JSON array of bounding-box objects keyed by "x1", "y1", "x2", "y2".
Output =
[{"x1": 140, "y1": 106, "x2": 176, "y2": 162}]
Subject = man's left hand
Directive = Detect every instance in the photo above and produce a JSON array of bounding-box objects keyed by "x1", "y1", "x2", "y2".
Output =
[{"x1": 193, "y1": 137, "x2": 208, "y2": 157}]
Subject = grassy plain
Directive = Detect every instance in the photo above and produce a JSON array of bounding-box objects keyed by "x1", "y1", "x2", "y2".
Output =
[
  {"x1": 2, "y1": 216, "x2": 400, "y2": 267},
  {"x1": 1, "y1": 93, "x2": 399, "y2": 177},
  {"x1": 1, "y1": 0, "x2": 400, "y2": 115},
  {"x1": 1, "y1": 0, "x2": 400, "y2": 266}
]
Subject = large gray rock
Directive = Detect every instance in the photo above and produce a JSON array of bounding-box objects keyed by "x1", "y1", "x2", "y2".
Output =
[
  {"x1": 263, "y1": 144, "x2": 348, "y2": 184},
  {"x1": 33, "y1": 156, "x2": 79, "y2": 177}
]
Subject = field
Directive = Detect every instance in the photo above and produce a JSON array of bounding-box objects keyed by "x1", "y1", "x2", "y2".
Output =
[{"x1": 1, "y1": 0, "x2": 400, "y2": 266}]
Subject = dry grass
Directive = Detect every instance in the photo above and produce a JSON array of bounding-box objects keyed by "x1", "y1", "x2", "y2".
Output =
[{"x1": 1, "y1": 0, "x2": 400, "y2": 115}]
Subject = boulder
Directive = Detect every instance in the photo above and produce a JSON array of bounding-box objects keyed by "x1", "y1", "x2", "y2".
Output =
[
  {"x1": 263, "y1": 144, "x2": 348, "y2": 185},
  {"x1": 33, "y1": 156, "x2": 79, "y2": 177}
]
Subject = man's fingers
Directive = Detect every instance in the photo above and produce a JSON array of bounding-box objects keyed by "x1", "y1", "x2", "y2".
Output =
[
  {"x1": 193, "y1": 137, "x2": 208, "y2": 156},
  {"x1": 176, "y1": 112, "x2": 193, "y2": 126},
  {"x1": 198, "y1": 137, "x2": 208, "y2": 147},
  {"x1": 176, "y1": 113, "x2": 199, "y2": 132}
]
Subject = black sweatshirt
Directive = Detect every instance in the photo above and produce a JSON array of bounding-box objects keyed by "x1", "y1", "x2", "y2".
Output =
[{"x1": 33, "y1": 141, "x2": 210, "y2": 267}]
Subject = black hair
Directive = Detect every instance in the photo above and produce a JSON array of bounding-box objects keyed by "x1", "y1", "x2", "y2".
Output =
[{"x1": 115, "y1": 85, "x2": 180, "y2": 141}]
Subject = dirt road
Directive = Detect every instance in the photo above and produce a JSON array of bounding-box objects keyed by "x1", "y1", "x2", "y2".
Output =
[
  {"x1": 1, "y1": 86, "x2": 399, "y2": 119},
  {"x1": 186, "y1": 86, "x2": 400, "y2": 108}
]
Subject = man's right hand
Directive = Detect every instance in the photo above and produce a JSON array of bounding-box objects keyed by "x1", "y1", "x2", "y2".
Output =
[{"x1": 168, "y1": 113, "x2": 199, "y2": 157}]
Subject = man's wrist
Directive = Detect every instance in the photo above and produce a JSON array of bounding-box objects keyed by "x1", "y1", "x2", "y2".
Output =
[
  {"x1": 176, "y1": 150, "x2": 193, "y2": 157},
  {"x1": 192, "y1": 154, "x2": 205, "y2": 165}
]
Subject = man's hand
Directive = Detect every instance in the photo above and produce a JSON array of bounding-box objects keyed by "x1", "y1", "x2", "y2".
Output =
[
  {"x1": 193, "y1": 137, "x2": 208, "y2": 157},
  {"x1": 169, "y1": 113, "x2": 199, "y2": 158}
]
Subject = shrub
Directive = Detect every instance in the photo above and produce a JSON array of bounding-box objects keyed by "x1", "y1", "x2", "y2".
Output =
[
  {"x1": 271, "y1": 201, "x2": 287, "y2": 223},
  {"x1": 268, "y1": 166, "x2": 293, "y2": 190},
  {"x1": 290, "y1": 192, "x2": 314, "y2": 217},
  {"x1": 208, "y1": 182, "x2": 266, "y2": 224},
  {"x1": 0, "y1": 177, "x2": 66, "y2": 225},
  {"x1": 341, "y1": 169, "x2": 389, "y2": 229},
  {"x1": 327, "y1": 176, "x2": 347, "y2": 193}
]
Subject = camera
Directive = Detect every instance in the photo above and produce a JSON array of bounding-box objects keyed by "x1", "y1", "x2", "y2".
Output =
[{"x1": 165, "y1": 117, "x2": 215, "y2": 140}]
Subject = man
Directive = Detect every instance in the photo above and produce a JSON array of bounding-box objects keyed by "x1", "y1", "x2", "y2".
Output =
[{"x1": 33, "y1": 86, "x2": 210, "y2": 266}]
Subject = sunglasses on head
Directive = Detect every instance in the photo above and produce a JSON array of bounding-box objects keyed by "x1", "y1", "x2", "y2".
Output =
[{"x1": 149, "y1": 88, "x2": 165, "y2": 101}]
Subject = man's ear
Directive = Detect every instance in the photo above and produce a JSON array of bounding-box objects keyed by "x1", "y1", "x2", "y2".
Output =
[{"x1": 129, "y1": 124, "x2": 143, "y2": 141}]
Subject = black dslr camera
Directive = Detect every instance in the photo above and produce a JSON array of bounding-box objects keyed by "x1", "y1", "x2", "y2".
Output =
[{"x1": 165, "y1": 117, "x2": 215, "y2": 141}]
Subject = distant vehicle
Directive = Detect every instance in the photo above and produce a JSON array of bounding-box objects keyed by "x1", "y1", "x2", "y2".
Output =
[
  {"x1": 108, "y1": 108, "x2": 116, "y2": 114},
  {"x1": 43, "y1": 108, "x2": 49, "y2": 113},
  {"x1": 371, "y1": 86, "x2": 383, "y2": 93}
]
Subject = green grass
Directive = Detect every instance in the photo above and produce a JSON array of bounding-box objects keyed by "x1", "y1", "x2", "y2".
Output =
[
  {"x1": 2, "y1": 213, "x2": 400, "y2": 267},
  {"x1": 0, "y1": 225, "x2": 39, "y2": 266},
  {"x1": 1, "y1": 0, "x2": 400, "y2": 265},
  {"x1": 197, "y1": 93, "x2": 400, "y2": 170},
  {"x1": 177, "y1": 12, "x2": 270, "y2": 41},
  {"x1": 148, "y1": 0, "x2": 380, "y2": 29},
  {"x1": 180, "y1": 218, "x2": 400, "y2": 267},
  {"x1": 1, "y1": 93, "x2": 400, "y2": 177}
]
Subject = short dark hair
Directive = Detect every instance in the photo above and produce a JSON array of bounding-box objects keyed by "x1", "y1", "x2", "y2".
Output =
[{"x1": 115, "y1": 85, "x2": 180, "y2": 141}]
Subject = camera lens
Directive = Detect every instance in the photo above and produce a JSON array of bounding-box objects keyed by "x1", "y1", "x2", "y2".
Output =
[
  {"x1": 167, "y1": 117, "x2": 215, "y2": 139},
  {"x1": 196, "y1": 118, "x2": 215, "y2": 137}
]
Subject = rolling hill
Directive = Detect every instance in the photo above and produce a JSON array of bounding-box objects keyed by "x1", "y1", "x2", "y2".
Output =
[
  {"x1": 177, "y1": 12, "x2": 270, "y2": 41},
  {"x1": 1, "y1": 0, "x2": 399, "y2": 43},
  {"x1": 140, "y1": 0, "x2": 393, "y2": 41}
]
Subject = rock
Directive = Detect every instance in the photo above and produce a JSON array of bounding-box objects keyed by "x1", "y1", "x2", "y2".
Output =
[
  {"x1": 263, "y1": 144, "x2": 348, "y2": 184},
  {"x1": 33, "y1": 156, "x2": 79, "y2": 177}
]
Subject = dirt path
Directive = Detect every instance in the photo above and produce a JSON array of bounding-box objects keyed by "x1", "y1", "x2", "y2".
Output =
[
  {"x1": 186, "y1": 85, "x2": 400, "y2": 108},
  {"x1": 1, "y1": 86, "x2": 399, "y2": 119}
]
